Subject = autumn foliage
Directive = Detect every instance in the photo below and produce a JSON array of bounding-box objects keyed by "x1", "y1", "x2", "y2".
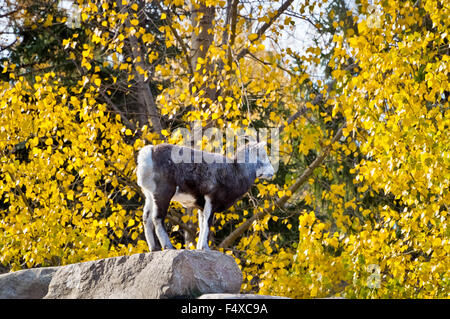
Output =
[{"x1": 0, "y1": 0, "x2": 448, "y2": 298}]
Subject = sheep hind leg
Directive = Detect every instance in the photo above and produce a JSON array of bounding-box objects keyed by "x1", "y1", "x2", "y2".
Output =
[
  {"x1": 143, "y1": 193, "x2": 161, "y2": 252},
  {"x1": 152, "y1": 199, "x2": 174, "y2": 250}
]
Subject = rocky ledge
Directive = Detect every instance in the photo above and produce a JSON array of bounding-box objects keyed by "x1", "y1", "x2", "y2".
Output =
[{"x1": 0, "y1": 250, "x2": 242, "y2": 299}]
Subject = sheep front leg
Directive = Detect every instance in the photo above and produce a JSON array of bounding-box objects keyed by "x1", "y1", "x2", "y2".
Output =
[{"x1": 197, "y1": 196, "x2": 212, "y2": 250}]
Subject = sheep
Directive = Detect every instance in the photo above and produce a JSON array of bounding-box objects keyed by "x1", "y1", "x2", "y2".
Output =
[{"x1": 136, "y1": 141, "x2": 275, "y2": 251}]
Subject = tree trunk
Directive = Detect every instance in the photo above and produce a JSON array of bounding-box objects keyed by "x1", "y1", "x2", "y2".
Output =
[
  {"x1": 190, "y1": 1, "x2": 216, "y2": 104},
  {"x1": 119, "y1": 0, "x2": 164, "y2": 136}
]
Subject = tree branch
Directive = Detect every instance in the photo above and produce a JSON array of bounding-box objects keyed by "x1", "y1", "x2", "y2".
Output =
[
  {"x1": 236, "y1": 0, "x2": 294, "y2": 60},
  {"x1": 99, "y1": 90, "x2": 135, "y2": 130},
  {"x1": 155, "y1": 2, "x2": 194, "y2": 76},
  {"x1": 278, "y1": 105, "x2": 308, "y2": 134}
]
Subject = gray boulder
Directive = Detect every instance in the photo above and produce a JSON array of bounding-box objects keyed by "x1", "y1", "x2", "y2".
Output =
[
  {"x1": 44, "y1": 249, "x2": 242, "y2": 299},
  {"x1": 0, "y1": 267, "x2": 58, "y2": 299}
]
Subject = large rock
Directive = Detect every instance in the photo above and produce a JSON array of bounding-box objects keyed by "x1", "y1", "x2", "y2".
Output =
[
  {"x1": 0, "y1": 267, "x2": 58, "y2": 299},
  {"x1": 44, "y1": 250, "x2": 242, "y2": 299}
]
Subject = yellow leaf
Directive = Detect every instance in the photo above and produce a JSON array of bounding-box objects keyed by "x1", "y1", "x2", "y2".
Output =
[
  {"x1": 181, "y1": 215, "x2": 190, "y2": 223},
  {"x1": 43, "y1": 14, "x2": 53, "y2": 27},
  {"x1": 45, "y1": 138, "x2": 53, "y2": 146},
  {"x1": 248, "y1": 33, "x2": 258, "y2": 41},
  {"x1": 161, "y1": 129, "x2": 169, "y2": 136}
]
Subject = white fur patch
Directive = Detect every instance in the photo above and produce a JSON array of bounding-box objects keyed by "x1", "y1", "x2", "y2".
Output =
[{"x1": 136, "y1": 145, "x2": 157, "y2": 192}]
